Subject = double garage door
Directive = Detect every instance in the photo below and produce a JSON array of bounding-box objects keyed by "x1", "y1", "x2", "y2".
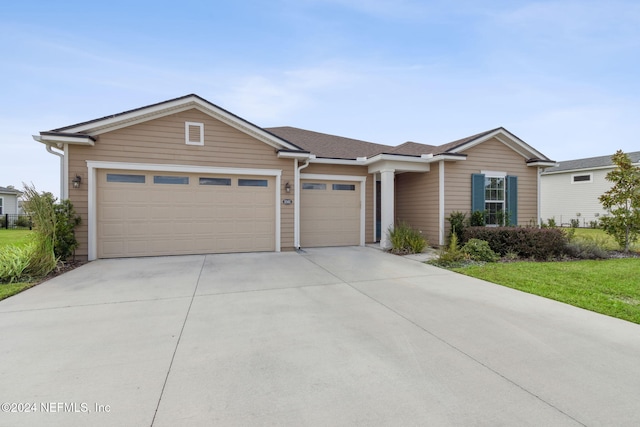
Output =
[{"x1": 97, "y1": 170, "x2": 275, "y2": 258}]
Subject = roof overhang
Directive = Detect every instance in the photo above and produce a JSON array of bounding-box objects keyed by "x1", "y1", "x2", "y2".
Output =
[
  {"x1": 43, "y1": 94, "x2": 302, "y2": 152},
  {"x1": 526, "y1": 160, "x2": 557, "y2": 168},
  {"x1": 277, "y1": 150, "x2": 312, "y2": 160},
  {"x1": 33, "y1": 132, "x2": 96, "y2": 147}
]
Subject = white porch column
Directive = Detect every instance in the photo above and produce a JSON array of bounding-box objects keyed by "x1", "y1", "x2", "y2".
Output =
[{"x1": 379, "y1": 169, "x2": 395, "y2": 249}]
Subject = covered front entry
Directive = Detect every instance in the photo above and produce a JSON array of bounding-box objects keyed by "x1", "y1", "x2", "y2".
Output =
[
  {"x1": 300, "y1": 178, "x2": 362, "y2": 247},
  {"x1": 96, "y1": 169, "x2": 276, "y2": 258}
]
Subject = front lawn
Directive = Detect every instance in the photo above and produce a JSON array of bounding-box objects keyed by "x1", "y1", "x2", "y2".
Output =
[
  {"x1": 454, "y1": 259, "x2": 640, "y2": 324},
  {"x1": 0, "y1": 282, "x2": 36, "y2": 300},
  {"x1": 0, "y1": 230, "x2": 35, "y2": 300},
  {"x1": 0, "y1": 229, "x2": 33, "y2": 248}
]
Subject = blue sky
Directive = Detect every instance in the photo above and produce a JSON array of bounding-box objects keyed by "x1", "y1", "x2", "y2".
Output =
[{"x1": 2, "y1": 0, "x2": 639, "y2": 197}]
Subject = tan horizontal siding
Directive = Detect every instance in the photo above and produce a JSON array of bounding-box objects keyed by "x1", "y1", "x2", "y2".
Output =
[
  {"x1": 395, "y1": 165, "x2": 439, "y2": 246},
  {"x1": 67, "y1": 108, "x2": 295, "y2": 258},
  {"x1": 444, "y1": 137, "x2": 538, "y2": 225}
]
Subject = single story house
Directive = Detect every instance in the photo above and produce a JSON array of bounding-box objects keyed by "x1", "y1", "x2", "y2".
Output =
[
  {"x1": 0, "y1": 186, "x2": 22, "y2": 215},
  {"x1": 541, "y1": 151, "x2": 640, "y2": 227},
  {"x1": 33, "y1": 94, "x2": 555, "y2": 260}
]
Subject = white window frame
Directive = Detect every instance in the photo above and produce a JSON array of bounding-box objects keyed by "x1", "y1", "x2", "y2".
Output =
[
  {"x1": 482, "y1": 171, "x2": 506, "y2": 226},
  {"x1": 571, "y1": 173, "x2": 593, "y2": 184},
  {"x1": 0, "y1": 197, "x2": 3, "y2": 215},
  {"x1": 185, "y1": 122, "x2": 204, "y2": 146}
]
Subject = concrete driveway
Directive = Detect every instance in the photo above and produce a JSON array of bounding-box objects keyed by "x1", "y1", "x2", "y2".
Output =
[{"x1": 1, "y1": 247, "x2": 639, "y2": 426}]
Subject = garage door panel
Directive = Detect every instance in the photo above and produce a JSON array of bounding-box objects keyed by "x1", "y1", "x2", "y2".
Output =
[
  {"x1": 301, "y1": 179, "x2": 361, "y2": 247},
  {"x1": 97, "y1": 170, "x2": 276, "y2": 258}
]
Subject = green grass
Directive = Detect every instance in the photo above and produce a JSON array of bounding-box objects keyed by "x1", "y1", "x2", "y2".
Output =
[
  {"x1": 0, "y1": 230, "x2": 35, "y2": 300},
  {"x1": 0, "y1": 282, "x2": 35, "y2": 300},
  {"x1": 453, "y1": 259, "x2": 640, "y2": 324},
  {"x1": 0, "y1": 229, "x2": 33, "y2": 248}
]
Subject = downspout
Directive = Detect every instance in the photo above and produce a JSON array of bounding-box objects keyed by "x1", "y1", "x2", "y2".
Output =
[
  {"x1": 439, "y1": 160, "x2": 445, "y2": 246},
  {"x1": 45, "y1": 143, "x2": 66, "y2": 200},
  {"x1": 295, "y1": 159, "x2": 310, "y2": 249},
  {"x1": 537, "y1": 167, "x2": 542, "y2": 227}
]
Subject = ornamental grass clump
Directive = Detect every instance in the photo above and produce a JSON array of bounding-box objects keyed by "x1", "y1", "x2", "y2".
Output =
[
  {"x1": 21, "y1": 184, "x2": 58, "y2": 278},
  {"x1": 388, "y1": 221, "x2": 427, "y2": 254}
]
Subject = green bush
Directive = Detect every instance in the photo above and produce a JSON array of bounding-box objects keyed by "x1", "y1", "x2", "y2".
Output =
[
  {"x1": 461, "y1": 239, "x2": 500, "y2": 262},
  {"x1": 14, "y1": 215, "x2": 32, "y2": 229},
  {"x1": 470, "y1": 210, "x2": 486, "y2": 227},
  {"x1": 54, "y1": 200, "x2": 81, "y2": 260},
  {"x1": 430, "y1": 233, "x2": 469, "y2": 267},
  {"x1": 388, "y1": 221, "x2": 427, "y2": 254},
  {"x1": 447, "y1": 211, "x2": 467, "y2": 243},
  {"x1": 462, "y1": 226, "x2": 569, "y2": 260}
]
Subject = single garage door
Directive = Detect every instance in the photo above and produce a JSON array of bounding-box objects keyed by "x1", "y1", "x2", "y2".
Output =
[
  {"x1": 300, "y1": 179, "x2": 361, "y2": 247},
  {"x1": 97, "y1": 170, "x2": 275, "y2": 258}
]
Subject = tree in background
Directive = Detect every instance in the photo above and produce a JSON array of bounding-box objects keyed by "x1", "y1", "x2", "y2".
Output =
[{"x1": 598, "y1": 150, "x2": 640, "y2": 252}]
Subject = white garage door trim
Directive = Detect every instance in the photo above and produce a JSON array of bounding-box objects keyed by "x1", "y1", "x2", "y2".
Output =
[
  {"x1": 299, "y1": 173, "x2": 366, "y2": 246},
  {"x1": 87, "y1": 161, "x2": 282, "y2": 260}
]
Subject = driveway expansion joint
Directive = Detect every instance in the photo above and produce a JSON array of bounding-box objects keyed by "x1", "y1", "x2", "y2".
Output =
[{"x1": 150, "y1": 255, "x2": 207, "y2": 426}]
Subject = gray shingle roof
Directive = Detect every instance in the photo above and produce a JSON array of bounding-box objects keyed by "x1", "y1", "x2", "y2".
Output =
[
  {"x1": 266, "y1": 127, "x2": 394, "y2": 159},
  {"x1": 543, "y1": 151, "x2": 640, "y2": 173},
  {"x1": 267, "y1": 126, "x2": 548, "y2": 161},
  {"x1": 0, "y1": 186, "x2": 22, "y2": 195}
]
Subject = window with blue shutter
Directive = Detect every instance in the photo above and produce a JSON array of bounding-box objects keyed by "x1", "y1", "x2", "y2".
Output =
[
  {"x1": 471, "y1": 173, "x2": 518, "y2": 226},
  {"x1": 471, "y1": 174, "x2": 485, "y2": 213}
]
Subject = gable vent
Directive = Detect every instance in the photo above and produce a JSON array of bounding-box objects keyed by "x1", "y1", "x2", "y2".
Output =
[{"x1": 185, "y1": 122, "x2": 204, "y2": 146}]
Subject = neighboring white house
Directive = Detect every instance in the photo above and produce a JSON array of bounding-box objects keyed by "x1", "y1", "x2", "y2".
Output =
[
  {"x1": 541, "y1": 151, "x2": 640, "y2": 227},
  {"x1": 0, "y1": 186, "x2": 23, "y2": 215}
]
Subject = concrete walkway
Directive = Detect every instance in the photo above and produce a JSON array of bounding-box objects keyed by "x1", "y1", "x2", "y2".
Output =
[{"x1": 1, "y1": 247, "x2": 639, "y2": 426}]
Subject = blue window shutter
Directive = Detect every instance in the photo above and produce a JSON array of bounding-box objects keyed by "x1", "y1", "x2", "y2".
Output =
[
  {"x1": 471, "y1": 174, "x2": 485, "y2": 213},
  {"x1": 506, "y1": 175, "x2": 518, "y2": 226}
]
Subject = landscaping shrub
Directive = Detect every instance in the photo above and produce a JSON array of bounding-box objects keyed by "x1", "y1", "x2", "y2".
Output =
[
  {"x1": 431, "y1": 233, "x2": 468, "y2": 267},
  {"x1": 388, "y1": 221, "x2": 427, "y2": 254},
  {"x1": 461, "y1": 239, "x2": 500, "y2": 262},
  {"x1": 565, "y1": 240, "x2": 609, "y2": 260},
  {"x1": 470, "y1": 210, "x2": 486, "y2": 227},
  {"x1": 54, "y1": 199, "x2": 81, "y2": 260},
  {"x1": 462, "y1": 226, "x2": 569, "y2": 260},
  {"x1": 447, "y1": 211, "x2": 467, "y2": 243},
  {"x1": 14, "y1": 215, "x2": 32, "y2": 229}
]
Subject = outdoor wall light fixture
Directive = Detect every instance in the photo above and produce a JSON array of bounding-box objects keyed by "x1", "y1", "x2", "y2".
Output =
[
  {"x1": 72, "y1": 175, "x2": 82, "y2": 189},
  {"x1": 285, "y1": 182, "x2": 291, "y2": 193}
]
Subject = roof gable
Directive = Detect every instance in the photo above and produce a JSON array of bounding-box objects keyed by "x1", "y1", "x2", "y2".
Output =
[
  {"x1": 437, "y1": 127, "x2": 552, "y2": 162},
  {"x1": 40, "y1": 94, "x2": 302, "y2": 152}
]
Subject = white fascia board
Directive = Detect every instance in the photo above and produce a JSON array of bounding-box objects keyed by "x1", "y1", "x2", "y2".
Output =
[
  {"x1": 277, "y1": 151, "x2": 312, "y2": 160},
  {"x1": 58, "y1": 96, "x2": 300, "y2": 151},
  {"x1": 424, "y1": 154, "x2": 467, "y2": 163},
  {"x1": 527, "y1": 161, "x2": 557, "y2": 168},
  {"x1": 309, "y1": 157, "x2": 366, "y2": 165},
  {"x1": 33, "y1": 134, "x2": 95, "y2": 146},
  {"x1": 542, "y1": 164, "x2": 620, "y2": 175}
]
